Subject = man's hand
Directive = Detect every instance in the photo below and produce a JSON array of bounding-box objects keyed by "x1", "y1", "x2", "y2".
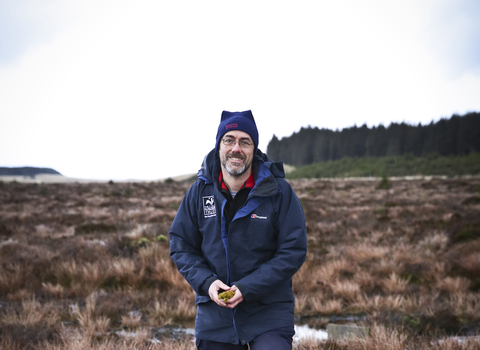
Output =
[
  {"x1": 224, "y1": 285, "x2": 243, "y2": 309},
  {"x1": 208, "y1": 280, "x2": 244, "y2": 308},
  {"x1": 208, "y1": 279, "x2": 230, "y2": 306}
]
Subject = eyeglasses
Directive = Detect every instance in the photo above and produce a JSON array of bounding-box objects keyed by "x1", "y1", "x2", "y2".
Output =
[{"x1": 222, "y1": 138, "x2": 253, "y2": 149}]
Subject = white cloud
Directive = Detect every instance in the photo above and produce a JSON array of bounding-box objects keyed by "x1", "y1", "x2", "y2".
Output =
[{"x1": 1, "y1": 0, "x2": 479, "y2": 179}]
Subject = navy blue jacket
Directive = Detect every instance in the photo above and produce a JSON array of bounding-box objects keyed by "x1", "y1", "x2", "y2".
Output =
[{"x1": 169, "y1": 149, "x2": 307, "y2": 345}]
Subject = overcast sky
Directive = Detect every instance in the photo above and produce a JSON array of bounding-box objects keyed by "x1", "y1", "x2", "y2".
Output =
[{"x1": 1, "y1": 0, "x2": 479, "y2": 180}]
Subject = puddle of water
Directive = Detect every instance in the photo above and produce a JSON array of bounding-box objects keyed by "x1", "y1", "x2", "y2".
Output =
[
  {"x1": 148, "y1": 324, "x2": 327, "y2": 343},
  {"x1": 295, "y1": 314, "x2": 367, "y2": 324},
  {"x1": 116, "y1": 330, "x2": 139, "y2": 339},
  {"x1": 437, "y1": 336, "x2": 480, "y2": 345},
  {"x1": 117, "y1": 327, "x2": 196, "y2": 344},
  {"x1": 294, "y1": 324, "x2": 328, "y2": 342},
  {"x1": 117, "y1": 324, "x2": 480, "y2": 345},
  {"x1": 154, "y1": 325, "x2": 195, "y2": 340}
]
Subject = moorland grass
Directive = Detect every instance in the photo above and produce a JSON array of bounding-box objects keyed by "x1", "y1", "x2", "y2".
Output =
[{"x1": 0, "y1": 178, "x2": 479, "y2": 349}]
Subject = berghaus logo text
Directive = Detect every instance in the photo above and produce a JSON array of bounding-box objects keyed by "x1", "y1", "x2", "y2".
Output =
[{"x1": 251, "y1": 214, "x2": 267, "y2": 219}]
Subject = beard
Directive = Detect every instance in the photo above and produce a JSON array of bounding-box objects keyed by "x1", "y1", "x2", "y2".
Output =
[{"x1": 221, "y1": 152, "x2": 252, "y2": 177}]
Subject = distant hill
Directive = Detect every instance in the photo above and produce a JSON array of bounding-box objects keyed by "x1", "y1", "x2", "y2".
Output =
[{"x1": 0, "y1": 167, "x2": 62, "y2": 178}]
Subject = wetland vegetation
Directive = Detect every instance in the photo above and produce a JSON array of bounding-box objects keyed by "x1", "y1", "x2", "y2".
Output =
[{"x1": 1, "y1": 176, "x2": 479, "y2": 349}]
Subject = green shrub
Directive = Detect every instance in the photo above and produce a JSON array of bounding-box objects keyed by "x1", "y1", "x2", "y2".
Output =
[
  {"x1": 123, "y1": 187, "x2": 132, "y2": 197},
  {"x1": 454, "y1": 224, "x2": 480, "y2": 242},
  {"x1": 39, "y1": 187, "x2": 49, "y2": 196},
  {"x1": 376, "y1": 171, "x2": 390, "y2": 189},
  {"x1": 462, "y1": 195, "x2": 480, "y2": 205},
  {"x1": 131, "y1": 237, "x2": 151, "y2": 247},
  {"x1": 156, "y1": 234, "x2": 168, "y2": 242}
]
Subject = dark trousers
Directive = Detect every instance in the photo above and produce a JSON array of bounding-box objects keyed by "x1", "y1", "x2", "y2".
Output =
[{"x1": 196, "y1": 326, "x2": 295, "y2": 350}]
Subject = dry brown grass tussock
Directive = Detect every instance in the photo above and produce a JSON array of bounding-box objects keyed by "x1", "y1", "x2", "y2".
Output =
[
  {"x1": 346, "y1": 243, "x2": 390, "y2": 262},
  {"x1": 381, "y1": 273, "x2": 410, "y2": 294},
  {"x1": 1, "y1": 296, "x2": 60, "y2": 331},
  {"x1": 457, "y1": 252, "x2": 480, "y2": 273},
  {"x1": 447, "y1": 293, "x2": 480, "y2": 320},
  {"x1": 0, "y1": 263, "x2": 25, "y2": 294},
  {"x1": 355, "y1": 294, "x2": 405, "y2": 314},
  {"x1": 437, "y1": 277, "x2": 471, "y2": 294},
  {"x1": 70, "y1": 292, "x2": 111, "y2": 335},
  {"x1": 330, "y1": 280, "x2": 361, "y2": 301},
  {"x1": 310, "y1": 296, "x2": 343, "y2": 315},
  {"x1": 147, "y1": 296, "x2": 196, "y2": 327}
]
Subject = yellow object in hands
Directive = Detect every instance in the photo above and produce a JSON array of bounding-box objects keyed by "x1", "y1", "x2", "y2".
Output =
[{"x1": 218, "y1": 290, "x2": 235, "y2": 302}]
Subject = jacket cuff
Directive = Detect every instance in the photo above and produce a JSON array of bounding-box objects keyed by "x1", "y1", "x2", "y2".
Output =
[
  {"x1": 234, "y1": 282, "x2": 247, "y2": 302},
  {"x1": 201, "y1": 275, "x2": 218, "y2": 295}
]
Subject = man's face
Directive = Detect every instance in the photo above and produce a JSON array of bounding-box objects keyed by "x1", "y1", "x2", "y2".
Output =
[{"x1": 219, "y1": 130, "x2": 254, "y2": 177}]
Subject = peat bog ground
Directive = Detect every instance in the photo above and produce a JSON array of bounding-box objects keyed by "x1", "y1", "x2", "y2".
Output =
[{"x1": 0, "y1": 177, "x2": 479, "y2": 349}]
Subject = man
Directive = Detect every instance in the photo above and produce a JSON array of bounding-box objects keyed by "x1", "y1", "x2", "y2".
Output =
[{"x1": 169, "y1": 110, "x2": 307, "y2": 350}]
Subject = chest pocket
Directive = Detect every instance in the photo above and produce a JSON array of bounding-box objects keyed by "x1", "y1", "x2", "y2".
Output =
[{"x1": 243, "y1": 212, "x2": 277, "y2": 252}]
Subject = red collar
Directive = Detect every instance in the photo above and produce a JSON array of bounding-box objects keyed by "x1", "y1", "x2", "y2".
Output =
[{"x1": 219, "y1": 171, "x2": 255, "y2": 191}]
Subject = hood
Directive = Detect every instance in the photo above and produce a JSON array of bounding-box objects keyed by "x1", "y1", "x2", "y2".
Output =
[
  {"x1": 197, "y1": 149, "x2": 285, "y2": 185},
  {"x1": 255, "y1": 149, "x2": 285, "y2": 178}
]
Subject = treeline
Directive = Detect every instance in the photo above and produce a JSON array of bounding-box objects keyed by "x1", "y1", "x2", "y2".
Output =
[{"x1": 267, "y1": 112, "x2": 480, "y2": 167}]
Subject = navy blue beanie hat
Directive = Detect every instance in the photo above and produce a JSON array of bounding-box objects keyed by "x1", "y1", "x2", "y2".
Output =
[{"x1": 215, "y1": 110, "x2": 259, "y2": 152}]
